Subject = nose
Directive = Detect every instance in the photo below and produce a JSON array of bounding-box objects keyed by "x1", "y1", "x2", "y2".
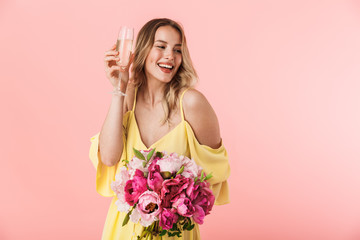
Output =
[{"x1": 164, "y1": 48, "x2": 174, "y2": 60}]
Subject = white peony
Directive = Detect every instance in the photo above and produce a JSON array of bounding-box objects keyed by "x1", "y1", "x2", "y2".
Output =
[
  {"x1": 111, "y1": 167, "x2": 130, "y2": 195},
  {"x1": 157, "y1": 152, "x2": 183, "y2": 173},
  {"x1": 181, "y1": 156, "x2": 203, "y2": 179},
  {"x1": 127, "y1": 157, "x2": 148, "y2": 179},
  {"x1": 115, "y1": 197, "x2": 131, "y2": 213},
  {"x1": 129, "y1": 207, "x2": 141, "y2": 223}
]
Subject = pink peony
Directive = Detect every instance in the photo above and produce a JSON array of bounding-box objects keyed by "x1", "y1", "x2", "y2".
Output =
[
  {"x1": 192, "y1": 205, "x2": 205, "y2": 224},
  {"x1": 172, "y1": 196, "x2": 195, "y2": 217},
  {"x1": 192, "y1": 182, "x2": 215, "y2": 216},
  {"x1": 147, "y1": 161, "x2": 163, "y2": 194},
  {"x1": 136, "y1": 190, "x2": 162, "y2": 227},
  {"x1": 124, "y1": 169, "x2": 147, "y2": 206},
  {"x1": 159, "y1": 208, "x2": 179, "y2": 230},
  {"x1": 160, "y1": 175, "x2": 190, "y2": 208},
  {"x1": 185, "y1": 179, "x2": 200, "y2": 201}
]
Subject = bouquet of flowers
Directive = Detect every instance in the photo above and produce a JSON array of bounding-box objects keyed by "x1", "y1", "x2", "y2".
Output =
[{"x1": 111, "y1": 148, "x2": 215, "y2": 239}]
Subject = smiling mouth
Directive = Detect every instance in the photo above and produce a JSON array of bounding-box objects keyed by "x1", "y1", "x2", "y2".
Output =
[{"x1": 157, "y1": 63, "x2": 174, "y2": 70}]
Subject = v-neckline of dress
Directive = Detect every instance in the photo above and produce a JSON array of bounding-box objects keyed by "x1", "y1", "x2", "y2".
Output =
[
  {"x1": 131, "y1": 86, "x2": 191, "y2": 150},
  {"x1": 132, "y1": 110, "x2": 184, "y2": 150}
]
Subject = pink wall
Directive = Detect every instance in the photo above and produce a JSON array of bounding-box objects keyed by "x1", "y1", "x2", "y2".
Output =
[{"x1": 1, "y1": 0, "x2": 360, "y2": 239}]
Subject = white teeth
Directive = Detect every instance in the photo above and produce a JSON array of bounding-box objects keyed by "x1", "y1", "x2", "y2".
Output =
[{"x1": 158, "y1": 64, "x2": 173, "y2": 69}]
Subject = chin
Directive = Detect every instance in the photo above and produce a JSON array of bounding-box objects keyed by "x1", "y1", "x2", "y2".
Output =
[
  {"x1": 159, "y1": 77, "x2": 173, "y2": 83},
  {"x1": 145, "y1": 68, "x2": 179, "y2": 84},
  {"x1": 153, "y1": 73, "x2": 177, "y2": 84}
]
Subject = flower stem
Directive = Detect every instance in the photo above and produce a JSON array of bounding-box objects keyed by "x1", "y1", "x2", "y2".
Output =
[{"x1": 140, "y1": 227, "x2": 147, "y2": 239}]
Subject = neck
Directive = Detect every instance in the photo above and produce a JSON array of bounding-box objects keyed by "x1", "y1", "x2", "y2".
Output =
[{"x1": 140, "y1": 78, "x2": 167, "y2": 108}]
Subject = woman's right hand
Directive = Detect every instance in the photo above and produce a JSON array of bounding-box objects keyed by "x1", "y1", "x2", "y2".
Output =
[{"x1": 104, "y1": 44, "x2": 134, "y2": 88}]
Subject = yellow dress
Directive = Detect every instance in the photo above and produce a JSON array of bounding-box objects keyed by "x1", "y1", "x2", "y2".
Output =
[{"x1": 89, "y1": 88, "x2": 230, "y2": 240}]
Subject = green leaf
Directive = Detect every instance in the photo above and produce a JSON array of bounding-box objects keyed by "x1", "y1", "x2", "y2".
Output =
[
  {"x1": 200, "y1": 170, "x2": 204, "y2": 181},
  {"x1": 170, "y1": 224, "x2": 177, "y2": 231},
  {"x1": 176, "y1": 165, "x2": 185, "y2": 175},
  {"x1": 188, "y1": 224, "x2": 195, "y2": 230},
  {"x1": 122, "y1": 211, "x2": 131, "y2": 226},
  {"x1": 146, "y1": 148, "x2": 156, "y2": 161},
  {"x1": 139, "y1": 228, "x2": 147, "y2": 239},
  {"x1": 156, "y1": 151, "x2": 164, "y2": 158},
  {"x1": 175, "y1": 232, "x2": 182, "y2": 237},
  {"x1": 183, "y1": 221, "x2": 189, "y2": 229},
  {"x1": 161, "y1": 171, "x2": 172, "y2": 179},
  {"x1": 121, "y1": 159, "x2": 129, "y2": 167},
  {"x1": 204, "y1": 172, "x2": 213, "y2": 181},
  {"x1": 133, "y1": 148, "x2": 145, "y2": 160},
  {"x1": 194, "y1": 177, "x2": 198, "y2": 183},
  {"x1": 159, "y1": 230, "x2": 167, "y2": 236}
]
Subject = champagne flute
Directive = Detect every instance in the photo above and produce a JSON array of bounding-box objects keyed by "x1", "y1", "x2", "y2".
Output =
[{"x1": 116, "y1": 26, "x2": 134, "y2": 87}]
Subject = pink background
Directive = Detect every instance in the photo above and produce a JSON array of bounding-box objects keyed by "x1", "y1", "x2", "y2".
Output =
[{"x1": 1, "y1": 0, "x2": 360, "y2": 239}]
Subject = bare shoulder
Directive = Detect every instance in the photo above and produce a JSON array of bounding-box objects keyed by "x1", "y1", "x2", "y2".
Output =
[{"x1": 182, "y1": 88, "x2": 222, "y2": 149}]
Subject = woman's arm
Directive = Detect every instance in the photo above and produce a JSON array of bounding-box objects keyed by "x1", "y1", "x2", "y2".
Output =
[
  {"x1": 99, "y1": 90, "x2": 126, "y2": 167},
  {"x1": 182, "y1": 88, "x2": 222, "y2": 149},
  {"x1": 98, "y1": 45, "x2": 133, "y2": 166}
]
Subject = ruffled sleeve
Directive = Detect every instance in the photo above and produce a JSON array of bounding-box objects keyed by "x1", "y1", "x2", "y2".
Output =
[
  {"x1": 89, "y1": 112, "x2": 130, "y2": 197},
  {"x1": 186, "y1": 123, "x2": 231, "y2": 205}
]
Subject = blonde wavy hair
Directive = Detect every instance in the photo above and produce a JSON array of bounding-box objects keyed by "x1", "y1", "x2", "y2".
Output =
[{"x1": 131, "y1": 18, "x2": 198, "y2": 125}]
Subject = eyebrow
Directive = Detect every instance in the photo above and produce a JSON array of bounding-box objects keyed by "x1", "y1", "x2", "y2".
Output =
[{"x1": 155, "y1": 40, "x2": 182, "y2": 47}]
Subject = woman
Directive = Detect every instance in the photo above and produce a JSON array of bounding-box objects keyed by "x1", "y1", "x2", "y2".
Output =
[{"x1": 89, "y1": 18, "x2": 230, "y2": 240}]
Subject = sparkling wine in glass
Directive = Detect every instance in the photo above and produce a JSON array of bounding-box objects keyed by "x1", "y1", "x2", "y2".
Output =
[{"x1": 116, "y1": 26, "x2": 134, "y2": 73}]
